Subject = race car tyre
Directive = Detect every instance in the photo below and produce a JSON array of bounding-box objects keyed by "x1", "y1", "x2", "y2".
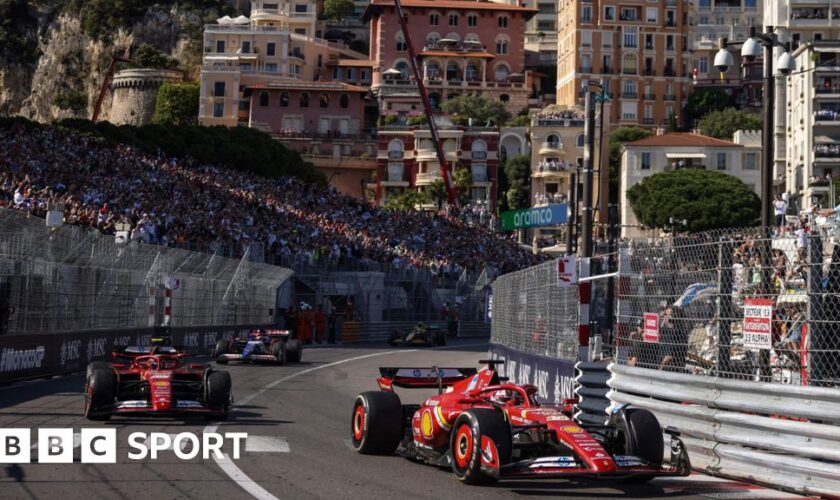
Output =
[
  {"x1": 388, "y1": 331, "x2": 401, "y2": 346},
  {"x1": 450, "y1": 409, "x2": 512, "y2": 485},
  {"x1": 272, "y1": 341, "x2": 287, "y2": 365},
  {"x1": 86, "y1": 361, "x2": 110, "y2": 380},
  {"x1": 287, "y1": 340, "x2": 302, "y2": 363},
  {"x1": 205, "y1": 370, "x2": 232, "y2": 420},
  {"x1": 213, "y1": 339, "x2": 229, "y2": 364},
  {"x1": 624, "y1": 408, "x2": 664, "y2": 482},
  {"x1": 85, "y1": 368, "x2": 115, "y2": 421},
  {"x1": 351, "y1": 391, "x2": 403, "y2": 455}
]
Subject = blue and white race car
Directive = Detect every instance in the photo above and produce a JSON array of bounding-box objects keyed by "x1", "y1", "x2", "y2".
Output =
[{"x1": 211, "y1": 329, "x2": 302, "y2": 365}]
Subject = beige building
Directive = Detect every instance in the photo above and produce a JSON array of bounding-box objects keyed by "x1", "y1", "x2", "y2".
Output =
[
  {"x1": 556, "y1": 0, "x2": 693, "y2": 129},
  {"x1": 619, "y1": 131, "x2": 762, "y2": 238},
  {"x1": 529, "y1": 107, "x2": 586, "y2": 208},
  {"x1": 199, "y1": 2, "x2": 367, "y2": 127}
]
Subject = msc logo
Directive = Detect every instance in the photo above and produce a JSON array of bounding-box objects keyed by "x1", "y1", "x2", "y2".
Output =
[
  {"x1": 0, "y1": 346, "x2": 45, "y2": 372},
  {"x1": 87, "y1": 338, "x2": 108, "y2": 360},
  {"x1": 182, "y1": 332, "x2": 199, "y2": 348},
  {"x1": 60, "y1": 340, "x2": 81, "y2": 367}
]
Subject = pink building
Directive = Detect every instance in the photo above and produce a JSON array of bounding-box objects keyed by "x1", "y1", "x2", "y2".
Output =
[
  {"x1": 373, "y1": 119, "x2": 499, "y2": 209},
  {"x1": 364, "y1": 0, "x2": 539, "y2": 117}
]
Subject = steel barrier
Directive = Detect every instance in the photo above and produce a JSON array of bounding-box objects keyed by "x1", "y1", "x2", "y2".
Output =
[{"x1": 607, "y1": 363, "x2": 840, "y2": 497}]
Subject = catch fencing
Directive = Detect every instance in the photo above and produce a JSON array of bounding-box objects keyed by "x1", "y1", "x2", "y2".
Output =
[
  {"x1": 0, "y1": 209, "x2": 292, "y2": 335},
  {"x1": 613, "y1": 228, "x2": 840, "y2": 387},
  {"x1": 490, "y1": 258, "x2": 579, "y2": 360}
]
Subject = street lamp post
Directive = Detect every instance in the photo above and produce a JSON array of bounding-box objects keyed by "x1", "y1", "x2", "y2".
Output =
[
  {"x1": 713, "y1": 26, "x2": 795, "y2": 228},
  {"x1": 581, "y1": 79, "x2": 605, "y2": 258}
]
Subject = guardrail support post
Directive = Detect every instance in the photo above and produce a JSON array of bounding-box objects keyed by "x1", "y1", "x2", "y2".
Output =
[{"x1": 717, "y1": 238, "x2": 733, "y2": 376}]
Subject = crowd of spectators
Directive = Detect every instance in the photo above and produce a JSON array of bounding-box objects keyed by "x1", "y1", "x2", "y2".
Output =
[
  {"x1": 534, "y1": 192, "x2": 567, "y2": 206},
  {"x1": 536, "y1": 159, "x2": 572, "y2": 172},
  {"x1": 814, "y1": 108, "x2": 840, "y2": 121},
  {"x1": 0, "y1": 124, "x2": 546, "y2": 274},
  {"x1": 814, "y1": 143, "x2": 840, "y2": 158}
]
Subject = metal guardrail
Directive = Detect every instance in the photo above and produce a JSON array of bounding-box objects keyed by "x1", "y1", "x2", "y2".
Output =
[{"x1": 607, "y1": 363, "x2": 840, "y2": 497}]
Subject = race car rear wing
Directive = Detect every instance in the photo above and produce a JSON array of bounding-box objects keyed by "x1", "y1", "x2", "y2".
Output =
[{"x1": 377, "y1": 367, "x2": 477, "y2": 393}]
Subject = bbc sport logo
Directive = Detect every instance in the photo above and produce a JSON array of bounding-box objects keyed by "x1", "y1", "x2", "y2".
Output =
[{"x1": 0, "y1": 429, "x2": 247, "y2": 463}]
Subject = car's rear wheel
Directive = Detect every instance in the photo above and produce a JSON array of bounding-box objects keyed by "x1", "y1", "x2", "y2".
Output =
[
  {"x1": 351, "y1": 391, "x2": 403, "y2": 454},
  {"x1": 272, "y1": 341, "x2": 287, "y2": 365},
  {"x1": 450, "y1": 409, "x2": 512, "y2": 485},
  {"x1": 213, "y1": 339, "x2": 229, "y2": 364},
  {"x1": 205, "y1": 370, "x2": 232, "y2": 420},
  {"x1": 85, "y1": 367, "x2": 115, "y2": 421},
  {"x1": 624, "y1": 408, "x2": 664, "y2": 482},
  {"x1": 287, "y1": 340, "x2": 302, "y2": 363}
]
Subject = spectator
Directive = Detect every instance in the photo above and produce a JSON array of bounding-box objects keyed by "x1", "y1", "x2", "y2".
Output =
[{"x1": 773, "y1": 194, "x2": 787, "y2": 235}]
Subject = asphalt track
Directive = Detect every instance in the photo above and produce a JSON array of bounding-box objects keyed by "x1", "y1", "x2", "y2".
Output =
[{"x1": 0, "y1": 339, "x2": 811, "y2": 500}]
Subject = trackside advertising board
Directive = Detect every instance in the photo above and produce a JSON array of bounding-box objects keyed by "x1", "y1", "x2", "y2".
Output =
[
  {"x1": 488, "y1": 343, "x2": 577, "y2": 404},
  {"x1": 557, "y1": 255, "x2": 576, "y2": 287},
  {"x1": 500, "y1": 204, "x2": 568, "y2": 231},
  {"x1": 743, "y1": 297, "x2": 774, "y2": 349},
  {"x1": 643, "y1": 313, "x2": 660, "y2": 343}
]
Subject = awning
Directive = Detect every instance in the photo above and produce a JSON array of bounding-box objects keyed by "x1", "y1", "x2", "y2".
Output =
[
  {"x1": 815, "y1": 135, "x2": 839, "y2": 144},
  {"x1": 665, "y1": 153, "x2": 707, "y2": 159}
]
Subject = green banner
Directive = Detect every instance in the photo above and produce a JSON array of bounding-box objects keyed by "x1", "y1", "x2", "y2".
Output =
[{"x1": 500, "y1": 204, "x2": 568, "y2": 231}]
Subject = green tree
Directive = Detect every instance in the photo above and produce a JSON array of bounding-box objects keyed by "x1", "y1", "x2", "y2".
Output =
[
  {"x1": 608, "y1": 127, "x2": 652, "y2": 201},
  {"x1": 698, "y1": 108, "x2": 762, "y2": 140},
  {"x1": 626, "y1": 169, "x2": 760, "y2": 232},
  {"x1": 441, "y1": 93, "x2": 511, "y2": 127},
  {"x1": 502, "y1": 154, "x2": 530, "y2": 210},
  {"x1": 322, "y1": 0, "x2": 355, "y2": 20},
  {"x1": 52, "y1": 90, "x2": 88, "y2": 114},
  {"x1": 152, "y1": 82, "x2": 199, "y2": 126},
  {"x1": 384, "y1": 189, "x2": 429, "y2": 211},
  {"x1": 132, "y1": 43, "x2": 179, "y2": 69},
  {"x1": 427, "y1": 179, "x2": 448, "y2": 210},
  {"x1": 453, "y1": 167, "x2": 473, "y2": 205},
  {"x1": 684, "y1": 88, "x2": 732, "y2": 124}
]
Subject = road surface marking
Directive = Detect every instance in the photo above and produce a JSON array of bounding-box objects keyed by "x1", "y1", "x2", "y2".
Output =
[{"x1": 245, "y1": 436, "x2": 290, "y2": 453}]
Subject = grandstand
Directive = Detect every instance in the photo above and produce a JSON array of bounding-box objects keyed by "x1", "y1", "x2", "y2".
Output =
[{"x1": 0, "y1": 122, "x2": 546, "y2": 273}]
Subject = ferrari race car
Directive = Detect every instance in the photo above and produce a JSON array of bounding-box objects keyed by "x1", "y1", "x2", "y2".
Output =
[
  {"x1": 212, "y1": 329, "x2": 302, "y2": 365},
  {"x1": 388, "y1": 323, "x2": 447, "y2": 347},
  {"x1": 84, "y1": 340, "x2": 232, "y2": 421},
  {"x1": 350, "y1": 360, "x2": 690, "y2": 485}
]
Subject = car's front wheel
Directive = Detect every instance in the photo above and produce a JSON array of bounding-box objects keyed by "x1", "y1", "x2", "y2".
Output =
[
  {"x1": 205, "y1": 370, "x2": 232, "y2": 420},
  {"x1": 272, "y1": 341, "x2": 287, "y2": 365},
  {"x1": 450, "y1": 409, "x2": 512, "y2": 485},
  {"x1": 85, "y1": 367, "x2": 115, "y2": 421}
]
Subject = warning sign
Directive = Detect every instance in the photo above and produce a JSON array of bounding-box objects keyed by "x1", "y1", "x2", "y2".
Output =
[
  {"x1": 643, "y1": 313, "x2": 660, "y2": 343},
  {"x1": 743, "y1": 297, "x2": 774, "y2": 349},
  {"x1": 557, "y1": 256, "x2": 576, "y2": 287}
]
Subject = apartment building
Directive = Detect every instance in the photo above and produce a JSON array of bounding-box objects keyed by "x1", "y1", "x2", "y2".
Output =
[
  {"x1": 364, "y1": 0, "x2": 539, "y2": 118},
  {"x1": 199, "y1": 2, "x2": 368, "y2": 128},
  {"x1": 691, "y1": 0, "x2": 763, "y2": 110},
  {"x1": 619, "y1": 131, "x2": 761, "y2": 238},
  {"x1": 525, "y1": 0, "x2": 560, "y2": 68},
  {"x1": 786, "y1": 41, "x2": 840, "y2": 212},
  {"x1": 529, "y1": 107, "x2": 586, "y2": 208},
  {"x1": 556, "y1": 0, "x2": 693, "y2": 129},
  {"x1": 373, "y1": 117, "x2": 499, "y2": 208}
]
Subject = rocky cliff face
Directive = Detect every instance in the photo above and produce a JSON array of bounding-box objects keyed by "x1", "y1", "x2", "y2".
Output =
[{"x1": 0, "y1": 1, "x2": 234, "y2": 122}]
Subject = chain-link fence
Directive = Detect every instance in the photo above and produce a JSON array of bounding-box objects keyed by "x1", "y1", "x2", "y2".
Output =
[
  {"x1": 490, "y1": 259, "x2": 579, "y2": 360},
  {"x1": 614, "y1": 227, "x2": 840, "y2": 387},
  {"x1": 0, "y1": 209, "x2": 292, "y2": 334}
]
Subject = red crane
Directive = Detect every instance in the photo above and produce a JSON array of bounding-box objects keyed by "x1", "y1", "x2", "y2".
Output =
[
  {"x1": 92, "y1": 51, "x2": 135, "y2": 122},
  {"x1": 392, "y1": 0, "x2": 458, "y2": 206}
]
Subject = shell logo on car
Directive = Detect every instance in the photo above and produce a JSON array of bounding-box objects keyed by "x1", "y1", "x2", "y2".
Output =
[{"x1": 561, "y1": 425, "x2": 583, "y2": 433}]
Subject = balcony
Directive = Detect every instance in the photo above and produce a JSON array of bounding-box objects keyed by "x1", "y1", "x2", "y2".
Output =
[
  {"x1": 581, "y1": 66, "x2": 592, "y2": 73},
  {"x1": 416, "y1": 171, "x2": 442, "y2": 185},
  {"x1": 539, "y1": 141, "x2": 563, "y2": 155},
  {"x1": 533, "y1": 160, "x2": 573, "y2": 178},
  {"x1": 642, "y1": 118, "x2": 655, "y2": 125},
  {"x1": 622, "y1": 92, "x2": 639, "y2": 99},
  {"x1": 643, "y1": 93, "x2": 656, "y2": 100},
  {"x1": 815, "y1": 109, "x2": 840, "y2": 123},
  {"x1": 664, "y1": 94, "x2": 677, "y2": 101},
  {"x1": 665, "y1": 19, "x2": 677, "y2": 27},
  {"x1": 643, "y1": 68, "x2": 655, "y2": 76},
  {"x1": 622, "y1": 68, "x2": 638, "y2": 75},
  {"x1": 815, "y1": 144, "x2": 840, "y2": 158},
  {"x1": 791, "y1": 8, "x2": 829, "y2": 23},
  {"x1": 602, "y1": 66, "x2": 613, "y2": 74},
  {"x1": 663, "y1": 68, "x2": 676, "y2": 77}
]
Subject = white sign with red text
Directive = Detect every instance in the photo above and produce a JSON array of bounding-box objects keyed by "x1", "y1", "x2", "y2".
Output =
[
  {"x1": 743, "y1": 297, "x2": 774, "y2": 349},
  {"x1": 643, "y1": 313, "x2": 660, "y2": 343},
  {"x1": 557, "y1": 256, "x2": 576, "y2": 287}
]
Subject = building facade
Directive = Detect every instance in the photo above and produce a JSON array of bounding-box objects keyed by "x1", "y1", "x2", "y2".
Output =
[
  {"x1": 620, "y1": 132, "x2": 761, "y2": 238},
  {"x1": 787, "y1": 41, "x2": 840, "y2": 212},
  {"x1": 556, "y1": 0, "x2": 693, "y2": 129},
  {"x1": 690, "y1": 0, "x2": 763, "y2": 111},
  {"x1": 529, "y1": 108, "x2": 586, "y2": 208},
  {"x1": 373, "y1": 118, "x2": 499, "y2": 208},
  {"x1": 199, "y1": 3, "x2": 367, "y2": 128},
  {"x1": 364, "y1": 0, "x2": 538, "y2": 118}
]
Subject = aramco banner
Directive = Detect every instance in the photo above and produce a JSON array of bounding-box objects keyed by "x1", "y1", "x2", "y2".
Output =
[{"x1": 500, "y1": 204, "x2": 568, "y2": 231}]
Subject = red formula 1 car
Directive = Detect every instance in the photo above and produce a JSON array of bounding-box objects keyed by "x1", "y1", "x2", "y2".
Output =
[
  {"x1": 350, "y1": 360, "x2": 690, "y2": 485},
  {"x1": 212, "y1": 329, "x2": 302, "y2": 365},
  {"x1": 84, "y1": 342, "x2": 232, "y2": 421}
]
